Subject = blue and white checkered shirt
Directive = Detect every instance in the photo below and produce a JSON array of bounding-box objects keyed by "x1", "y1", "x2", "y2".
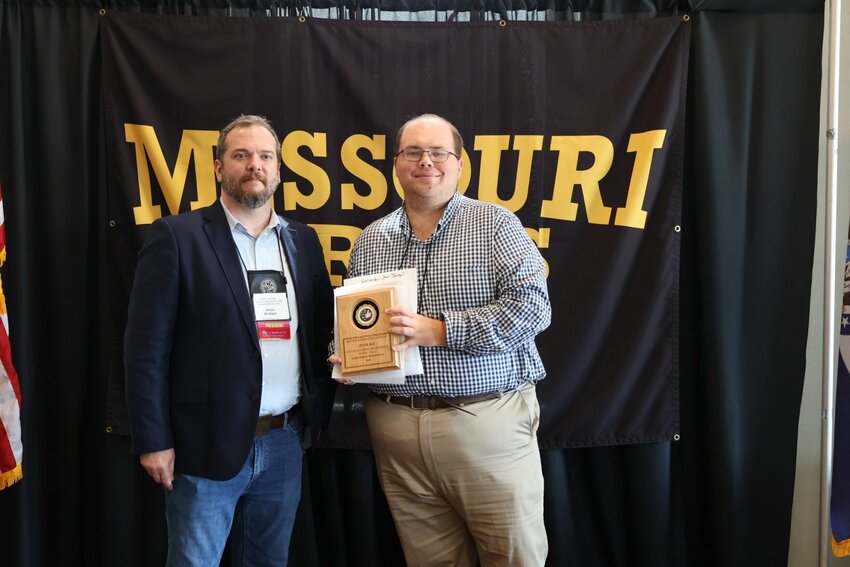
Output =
[{"x1": 347, "y1": 192, "x2": 551, "y2": 397}]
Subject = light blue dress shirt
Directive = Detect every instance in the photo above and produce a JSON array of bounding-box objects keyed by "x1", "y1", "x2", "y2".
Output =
[{"x1": 221, "y1": 199, "x2": 301, "y2": 415}]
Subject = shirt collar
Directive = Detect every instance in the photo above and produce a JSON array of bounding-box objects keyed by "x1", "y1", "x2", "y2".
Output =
[
  {"x1": 219, "y1": 198, "x2": 280, "y2": 237},
  {"x1": 437, "y1": 192, "x2": 462, "y2": 232},
  {"x1": 400, "y1": 191, "x2": 462, "y2": 238}
]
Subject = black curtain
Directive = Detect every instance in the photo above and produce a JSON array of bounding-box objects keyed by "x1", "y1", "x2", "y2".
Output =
[{"x1": 0, "y1": 1, "x2": 824, "y2": 566}]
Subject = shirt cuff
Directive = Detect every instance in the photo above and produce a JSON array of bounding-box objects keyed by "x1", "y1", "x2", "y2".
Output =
[{"x1": 442, "y1": 310, "x2": 465, "y2": 350}]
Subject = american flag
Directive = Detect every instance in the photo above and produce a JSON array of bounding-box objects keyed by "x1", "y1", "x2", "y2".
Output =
[{"x1": 0, "y1": 182, "x2": 22, "y2": 489}]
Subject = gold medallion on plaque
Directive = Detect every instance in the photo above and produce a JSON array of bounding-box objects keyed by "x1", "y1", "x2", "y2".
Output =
[{"x1": 336, "y1": 287, "x2": 402, "y2": 376}]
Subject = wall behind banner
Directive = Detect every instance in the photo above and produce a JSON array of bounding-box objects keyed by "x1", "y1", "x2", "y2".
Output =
[{"x1": 0, "y1": 2, "x2": 827, "y2": 567}]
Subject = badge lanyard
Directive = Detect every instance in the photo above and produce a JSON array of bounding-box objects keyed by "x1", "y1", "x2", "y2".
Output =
[
  {"x1": 399, "y1": 206, "x2": 444, "y2": 309},
  {"x1": 237, "y1": 237, "x2": 292, "y2": 341}
]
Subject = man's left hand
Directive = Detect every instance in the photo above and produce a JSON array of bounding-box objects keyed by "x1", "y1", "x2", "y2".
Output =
[
  {"x1": 327, "y1": 353, "x2": 355, "y2": 385},
  {"x1": 386, "y1": 306, "x2": 447, "y2": 350}
]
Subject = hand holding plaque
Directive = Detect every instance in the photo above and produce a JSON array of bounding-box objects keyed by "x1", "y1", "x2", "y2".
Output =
[{"x1": 335, "y1": 287, "x2": 402, "y2": 376}]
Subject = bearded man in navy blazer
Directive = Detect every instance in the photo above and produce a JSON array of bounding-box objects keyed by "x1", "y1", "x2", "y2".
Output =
[{"x1": 125, "y1": 115, "x2": 335, "y2": 567}]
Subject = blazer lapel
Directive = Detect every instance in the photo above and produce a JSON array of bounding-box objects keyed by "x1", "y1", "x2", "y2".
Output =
[
  {"x1": 278, "y1": 221, "x2": 312, "y2": 333},
  {"x1": 202, "y1": 204, "x2": 259, "y2": 347},
  {"x1": 278, "y1": 222, "x2": 301, "y2": 290}
]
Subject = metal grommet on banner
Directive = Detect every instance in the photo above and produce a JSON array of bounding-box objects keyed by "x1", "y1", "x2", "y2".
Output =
[
  {"x1": 673, "y1": 433, "x2": 681, "y2": 441},
  {"x1": 674, "y1": 225, "x2": 681, "y2": 233},
  {"x1": 109, "y1": 220, "x2": 117, "y2": 228},
  {"x1": 99, "y1": 8, "x2": 106, "y2": 15},
  {"x1": 298, "y1": 15, "x2": 306, "y2": 23},
  {"x1": 499, "y1": 20, "x2": 507, "y2": 27},
  {"x1": 682, "y1": 14, "x2": 690, "y2": 22},
  {"x1": 105, "y1": 426, "x2": 113, "y2": 433}
]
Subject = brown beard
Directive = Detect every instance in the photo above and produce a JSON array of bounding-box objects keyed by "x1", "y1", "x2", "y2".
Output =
[{"x1": 220, "y1": 171, "x2": 278, "y2": 209}]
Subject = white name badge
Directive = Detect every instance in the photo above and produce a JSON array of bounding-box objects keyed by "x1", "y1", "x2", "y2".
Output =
[{"x1": 253, "y1": 292, "x2": 291, "y2": 321}]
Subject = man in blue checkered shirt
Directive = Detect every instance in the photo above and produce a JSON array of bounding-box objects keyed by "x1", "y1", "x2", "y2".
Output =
[{"x1": 332, "y1": 114, "x2": 551, "y2": 566}]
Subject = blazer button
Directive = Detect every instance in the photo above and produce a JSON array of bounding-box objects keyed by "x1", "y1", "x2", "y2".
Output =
[{"x1": 250, "y1": 393, "x2": 260, "y2": 401}]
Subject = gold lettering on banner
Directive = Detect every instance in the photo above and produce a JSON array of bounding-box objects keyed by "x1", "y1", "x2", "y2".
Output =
[
  {"x1": 614, "y1": 130, "x2": 666, "y2": 229},
  {"x1": 475, "y1": 135, "x2": 543, "y2": 213},
  {"x1": 282, "y1": 131, "x2": 330, "y2": 211},
  {"x1": 313, "y1": 223, "x2": 548, "y2": 282},
  {"x1": 525, "y1": 227, "x2": 550, "y2": 248},
  {"x1": 340, "y1": 134, "x2": 386, "y2": 210},
  {"x1": 541, "y1": 135, "x2": 614, "y2": 225},
  {"x1": 475, "y1": 135, "x2": 511, "y2": 207},
  {"x1": 524, "y1": 227, "x2": 551, "y2": 277},
  {"x1": 122, "y1": 124, "x2": 670, "y2": 234},
  {"x1": 309, "y1": 224, "x2": 363, "y2": 287},
  {"x1": 124, "y1": 124, "x2": 218, "y2": 225}
]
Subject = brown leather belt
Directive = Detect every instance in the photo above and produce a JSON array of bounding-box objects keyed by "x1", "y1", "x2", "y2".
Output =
[
  {"x1": 255, "y1": 404, "x2": 300, "y2": 437},
  {"x1": 373, "y1": 390, "x2": 509, "y2": 410}
]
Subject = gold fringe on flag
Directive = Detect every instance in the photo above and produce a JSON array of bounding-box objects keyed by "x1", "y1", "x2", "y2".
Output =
[
  {"x1": 833, "y1": 535, "x2": 850, "y2": 557},
  {"x1": 0, "y1": 272, "x2": 7, "y2": 316},
  {"x1": 0, "y1": 463, "x2": 22, "y2": 489}
]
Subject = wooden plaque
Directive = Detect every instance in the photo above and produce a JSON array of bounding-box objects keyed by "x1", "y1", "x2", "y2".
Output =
[{"x1": 336, "y1": 287, "x2": 402, "y2": 376}]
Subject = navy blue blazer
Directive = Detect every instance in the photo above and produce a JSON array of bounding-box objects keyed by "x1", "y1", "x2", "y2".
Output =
[{"x1": 124, "y1": 202, "x2": 335, "y2": 481}]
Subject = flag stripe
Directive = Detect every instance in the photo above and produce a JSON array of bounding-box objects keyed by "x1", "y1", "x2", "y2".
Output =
[
  {"x1": 0, "y1": 317, "x2": 20, "y2": 405},
  {"x1": 0, "y1": 182, "x2": 21, "y2": 490},
  {"x1": 0, "y1": 415, "x2": 14, "y2": 471},
  {"x1": 0, "y1": 365, "x2": 21, "y2": 467},
  {"x1": 0, "y1": 197, "x2": 7, "y2": 255}
]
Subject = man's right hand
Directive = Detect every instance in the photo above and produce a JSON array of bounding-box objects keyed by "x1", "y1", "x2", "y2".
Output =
[{"x1": 140, "y1": 448, "x2": 175, "y2": 491}]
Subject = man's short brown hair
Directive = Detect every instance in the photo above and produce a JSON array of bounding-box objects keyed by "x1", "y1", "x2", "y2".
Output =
[{"x1": 216, "y1": 115, "x2": 281, "y2": 162}]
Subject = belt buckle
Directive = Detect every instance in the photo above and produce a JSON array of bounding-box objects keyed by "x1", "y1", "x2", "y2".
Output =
[{"x1": 409, "y1": 396, "x2": 444, "y2": 410}]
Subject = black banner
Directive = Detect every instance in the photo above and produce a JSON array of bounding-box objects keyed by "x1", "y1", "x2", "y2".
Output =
[{"x1": 102, "y1": 12, "x2": 690, "y2": 448}]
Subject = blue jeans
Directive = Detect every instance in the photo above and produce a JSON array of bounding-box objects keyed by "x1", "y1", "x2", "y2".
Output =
[{"x1": 164, "y1": 416, "x2": 303, "y2": 567}]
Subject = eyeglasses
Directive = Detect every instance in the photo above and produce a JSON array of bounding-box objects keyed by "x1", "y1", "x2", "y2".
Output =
[{"x1": 396, "y1": 148, "x2": 459, "y2": 163}]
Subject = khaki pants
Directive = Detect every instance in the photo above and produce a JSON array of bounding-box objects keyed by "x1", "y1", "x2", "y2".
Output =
[{"x1": 366, "y1": 383, "x2": 548, "y2": 567}]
